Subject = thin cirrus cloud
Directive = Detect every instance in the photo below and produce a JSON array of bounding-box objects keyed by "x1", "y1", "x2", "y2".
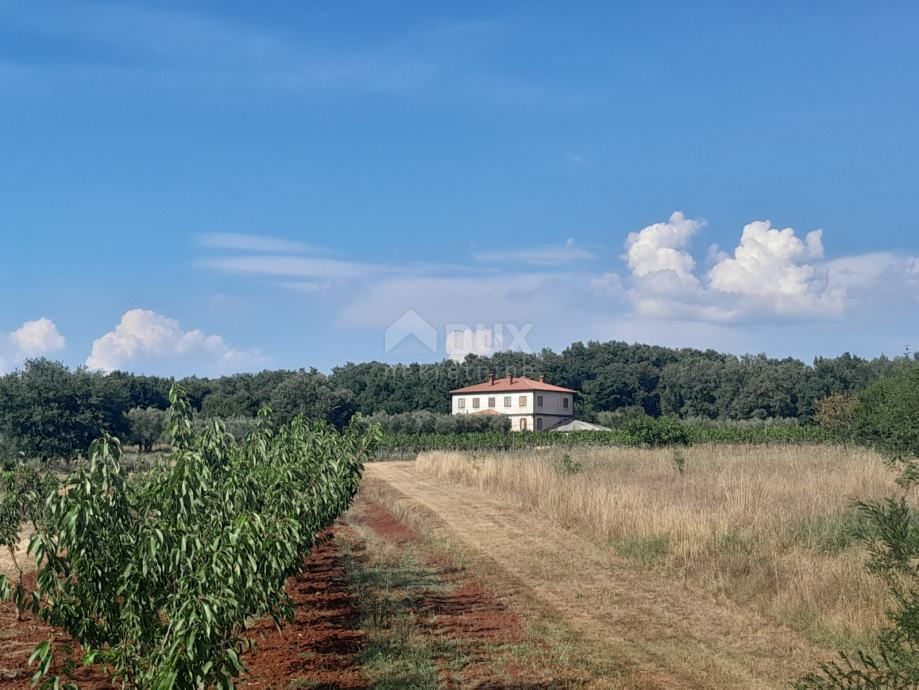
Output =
[
  {"x1": 474, "y1": 238, "x2": 596, "y2": 266},
  {"x1": 86, "y1": 309, "x2": 266, "y2": 375},
  {"x1": 7, "y1": 4, "x2": 441, "y2": 95},
  {"x1": 197, "y1": 232, "x2": 328, "y2": 255},
  {"x1": 196, "y1": 232, "x2": 391, "y2": 281},
  {"x1": 197, "y1": 254, "x2": 390, "y2": 281},
  {"x1": 0, "y1": 317, "x2": 66, "y2": 373}
]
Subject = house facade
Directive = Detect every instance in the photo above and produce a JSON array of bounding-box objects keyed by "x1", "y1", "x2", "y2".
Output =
[{"x1": 450, "y1": 374, "x2": 575, "y2": 432}]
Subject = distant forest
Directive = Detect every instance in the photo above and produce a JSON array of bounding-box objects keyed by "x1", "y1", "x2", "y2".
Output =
[{"x1": 1, "y1": 340, "x2": 916, "y2": 459}]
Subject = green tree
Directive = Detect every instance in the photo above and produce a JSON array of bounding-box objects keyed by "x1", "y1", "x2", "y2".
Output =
[
  {"x1": 0, "y1": 360, "x2": 128, "y2": 460},
  {"x1": 125, "y1": 406, "x2": 168, "y2": 452},
  {"x1": 269, "y1": 369, "x2": 357, "y2": 428}
]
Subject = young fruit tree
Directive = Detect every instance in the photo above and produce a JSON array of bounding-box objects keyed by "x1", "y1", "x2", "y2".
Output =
[{"x1": 5, "y1": 384, "x2": 380, "y2": 689}]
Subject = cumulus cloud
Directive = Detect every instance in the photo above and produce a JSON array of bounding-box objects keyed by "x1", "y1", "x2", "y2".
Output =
[
  {"x1": 86, "y1": 309, "x2": 266, "y2": 374},
  {"x1": 707, "y1": 221, "x2": 843, "y2": 316},
  {"x1": 10, "y1": 318, "x2": 66, "y2": 356},
  {"x1": 0, "y1": 317, "x2": 66, "y2": 373},
  {"x1": 624, "y1": 211, "x2": 703, "y2": 283},
  {"x1": 622, "y1": 212, "x2": 872, "y2": 321}
]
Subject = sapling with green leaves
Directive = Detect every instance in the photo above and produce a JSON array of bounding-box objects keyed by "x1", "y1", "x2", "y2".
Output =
[{"x1": 8, "y1": 384, "x2": 380, "y2": 689}]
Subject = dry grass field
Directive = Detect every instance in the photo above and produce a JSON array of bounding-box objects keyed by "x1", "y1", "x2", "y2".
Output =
[{"x1": 416, "y1": 444, "x2": 911, "y2": 650}]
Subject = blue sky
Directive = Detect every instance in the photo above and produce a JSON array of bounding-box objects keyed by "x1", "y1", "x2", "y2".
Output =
[{"x1": 2, "y1": 1, "x2": 919, "y2": 375}]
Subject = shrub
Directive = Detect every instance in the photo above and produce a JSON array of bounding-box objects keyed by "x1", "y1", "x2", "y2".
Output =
[
  {"x1": 815, "y1": 393, "x2": 858, "y2": 441},
  {"x1": 623, "y1": 416, "x2": 690, "y2": 447},
  {"x1": 554, "y1": 453, "x2": 582, "y2": 475}
]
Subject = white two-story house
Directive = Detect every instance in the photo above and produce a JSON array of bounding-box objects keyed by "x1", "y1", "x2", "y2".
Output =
[{"x1": 450, "y1": 374, "x2": 576, "y2": 432}]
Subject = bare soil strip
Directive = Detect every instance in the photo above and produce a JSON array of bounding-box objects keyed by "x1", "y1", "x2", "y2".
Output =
[
  {"x1": 365, "y1": 461, "x2": 836, "y2": 690},
  {"x1": 241, "y1": 533, "x2": 369, "y2": 689}
]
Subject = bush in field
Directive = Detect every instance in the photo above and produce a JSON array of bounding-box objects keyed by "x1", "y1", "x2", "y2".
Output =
[
  {"x1": 851, "y1": 367, "x2": 919, "y2": 468},
  {"x1": 623, "y1": 416, "x2": 690, "y2": 447},
  {"x1": 815, "y1": 393, "x2": 858, "y2": 440},
  {"x1": 3, "y1": 385, "x2": 380, "y2": 689},
  {"x1": 798, "y1": 367, "x2": 919, "y2": 688}
]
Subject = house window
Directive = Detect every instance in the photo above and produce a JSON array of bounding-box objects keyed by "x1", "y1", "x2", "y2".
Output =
[
  {"x1": 504, "y1": 396, "x2": 511, "y2": 407},
  {"x1": 537, "y1": 395, "x2": 543, "y2": 407},
  {"x1": 519, "y1": 396, "x2": 527, "y2": 407},
  {"x1": 488, "y1": 397, "x2": 496, "y2": 408},
  {"x1": 457, "y1": 398, "x2": 465, "y2": 409},
  {"x1": 472, "y1": 397, "x2": 480, "y2": 409},
  {"x1": 563, "y1": 397, "x2": 569, "y2": 409},
  {"x1": 520, "y1": 418, "x2": 528, "y2": 430},
  {"x1": 537, "y1": 417, "x2": 543, "y2": 430}
]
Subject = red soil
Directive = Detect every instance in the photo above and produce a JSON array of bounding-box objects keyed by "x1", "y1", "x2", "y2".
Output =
[
  {"x1": 0, "y1": 573, "x2": 112, "y2": 689},
  {"x1": 240, "y1": 534, "x2": 368, "y2": 688},
  {"x1": 1, "y1": 501, "x2": 554, "y2": 689},
  {"x1": 359, "y1": 501, "x2": 421, "y2": 544},
  {"x1": 0, "y1": 538, "x2": 367, "y2": 690},
  {"x1": 419, "y1": 581, "x2": 523, "y2": 644}
]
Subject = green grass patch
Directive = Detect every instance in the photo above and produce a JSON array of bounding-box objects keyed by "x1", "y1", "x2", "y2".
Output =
[
  {"x1": 614, "y1": 535, "x2": 670, "y2": 564},
  {"x1": 790, "y1": 506, "x2": 873, "y2": 553},
  {"x1": 336, "y1": 538, "x2": 445, "y2": 689}
]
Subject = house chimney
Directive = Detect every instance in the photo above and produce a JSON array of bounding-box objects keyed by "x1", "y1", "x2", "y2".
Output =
[
  {"x1": 488, "y1": 372, "x2": 495, "y2": 385},
  {"x1": 539, "y1": 374, "x2": 545, "y2": 383},
  {"x1": 507, "y1": 372, "x2": 514, "y2": 385}
]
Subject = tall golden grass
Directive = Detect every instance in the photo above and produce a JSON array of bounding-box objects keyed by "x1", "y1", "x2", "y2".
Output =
[{"x1": 417, "y1": 444, "x2": 910, "y2": 648}]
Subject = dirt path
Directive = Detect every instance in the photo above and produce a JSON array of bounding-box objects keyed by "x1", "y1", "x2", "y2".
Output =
[{"x1": 366, "y1": 461, "x2": 833, "y2": 690}]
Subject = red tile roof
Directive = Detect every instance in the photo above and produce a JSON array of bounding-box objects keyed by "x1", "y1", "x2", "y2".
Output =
[{"x1": 450, "y1": 375, "x2": 576, "y2": 394}]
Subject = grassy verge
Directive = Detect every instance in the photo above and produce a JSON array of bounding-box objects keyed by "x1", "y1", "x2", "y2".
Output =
[
  {"x1": 351, "y1": 484, "x2": 633, "y2": 688},
  {"x1": 415, "y1": 446, "x2": 899, "y2": 651},
  {"x1": 337, "y1": 497, "x2": 614, "y2": 688},
  {"x1": 336, "y1": 529, "x2": 443, "y2": 689}
]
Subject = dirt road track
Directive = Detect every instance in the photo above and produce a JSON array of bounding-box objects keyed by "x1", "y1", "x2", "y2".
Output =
[{"x1": 365, "y1": 461, "x2": 832, "y2": 690}]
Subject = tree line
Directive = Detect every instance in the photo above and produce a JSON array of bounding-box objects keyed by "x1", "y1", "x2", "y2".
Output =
[{"x1": 0, "y1": 341, "x2": 915, "y2": 459}]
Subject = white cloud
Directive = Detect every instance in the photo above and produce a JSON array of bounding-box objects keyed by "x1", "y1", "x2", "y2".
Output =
[
  {"x1": 623, "y1": 213, "x2": 873, "y2": 322},
  {"x1": 474, "y1": 238, "x2": 596, "y2": 266},
  {"x1": 624, "y1": 211, "x2": 703, "y2": 284},
  {"x1": 197, "y1": 233, "x2": 323, "y2": 254},
  {"x1": 86, "y1": 309, "x2": 266, "y2": 374},
  {"x1": 589, "y1": 272, "x2": 624, "y2": 298},
  {"x1": 10, "y1": 317, "x2": 66, "y2": 356},
  {"x1": 0, "y1": 317, "x2": 66, "y2": 373},
  {"x1": 340, "y1": 273, "x2": 579, "y2": 330},
  {"x1": 707, "y1": 221, "x2": 837, "y2": 315},
  {"x1": 197, "y1": 254, "x2": 386, "y2": 280}
]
